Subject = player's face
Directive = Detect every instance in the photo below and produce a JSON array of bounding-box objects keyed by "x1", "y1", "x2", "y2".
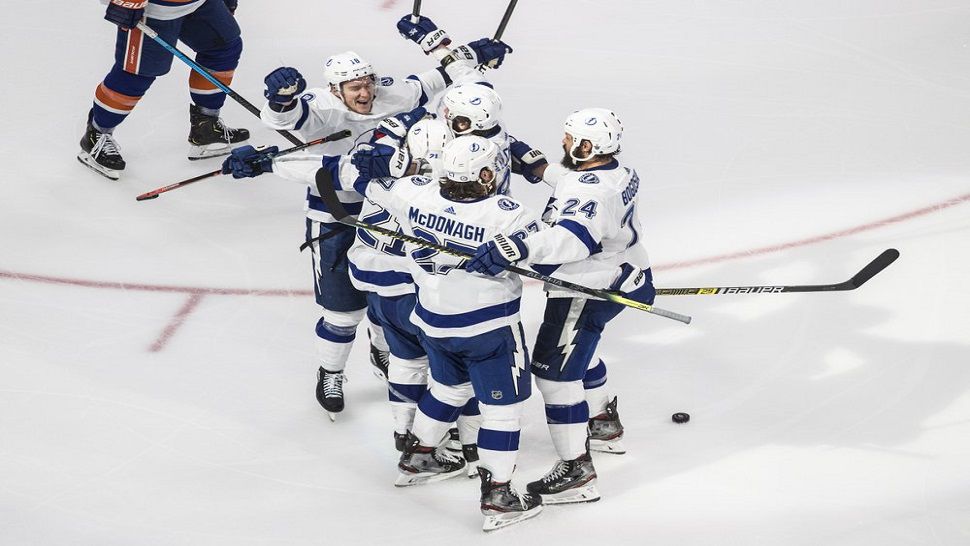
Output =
[
  {"x1": 340, "y1": 77, "x2": 375, "y2": 114},
  {"x1": 561, "y1": 133, "x2": 592, "y2": 168}
]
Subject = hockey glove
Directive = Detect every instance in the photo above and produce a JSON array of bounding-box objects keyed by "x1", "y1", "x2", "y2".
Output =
[
  {"x1": 466, "y1": 234, "x2": 529, "y2": 276},
  {"x1": 351, "y1": 143, "x2": 412, "y2": 181},
  {"x1": 221, "y1": 145, "x2": 277, "y2": 179},
  {"x1": 375, "y1": 106, "x2": 428, "y2": 144},
  {"x1": 510, "y1": 140, "x2": 548, "y2": 184},
  {"x1": 448, "y1": 38, "x2": 513, "y2": 69},
  {"x1": 264, "y1": 67, "x2": 306, "y2": 105},
  {"x1": 397, "y1": 15, "x2": 451, "y2": 54},
  {"x1": 610, "y1": 263, "x2": 655, "y2": 305},
  {"x1": 223, "y1": 0, "x2": 238, "y2": 14},
  {"x1": 104, "y1": 0, "x2": 146, "y2": 30}
]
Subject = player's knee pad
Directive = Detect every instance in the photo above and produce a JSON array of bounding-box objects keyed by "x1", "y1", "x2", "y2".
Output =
[
  {"x1": 321, "y1": 308, "x2": 366, "y2": 328},
  {"x1": 389, "y1": 356, "x2": 428, "y2": 385},
  {"x1": 195, "y1": 37, "x2": 243, "y2": 71},
  {"x1": 535, "y1": 376, "x2": 585, "y2": 406},
  {"x1": 428, "y1": 381, "x2": 474, "y2": 408},
  {"x1": 480, "y1": 401, "x2": 525, "y2": 430},
  {"x1": 104, "y1": 65, "x2": 155, "y2": 98}
]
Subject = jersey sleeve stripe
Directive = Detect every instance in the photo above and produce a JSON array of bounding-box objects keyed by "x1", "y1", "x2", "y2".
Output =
[{"x1": 556, "y1": 219, "x2": 603, "y2": 256}]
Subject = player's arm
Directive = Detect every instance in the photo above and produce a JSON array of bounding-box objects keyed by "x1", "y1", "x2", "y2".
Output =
[
  {"x1": 259, "y1": 68, "x2": 336, "y2": 135},
  {"x1": 508, "y1": 138, "x2": 568, "y2": 188}
]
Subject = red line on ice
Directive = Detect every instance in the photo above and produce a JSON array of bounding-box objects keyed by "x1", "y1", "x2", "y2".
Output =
[{"x1": 1, "y1": 191, "x2": 968, "y2": 350}]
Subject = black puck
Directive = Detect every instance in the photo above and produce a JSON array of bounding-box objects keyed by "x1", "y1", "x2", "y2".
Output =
[{"x1": 672, "y1": 412, "x2": 690, "y2": 424}]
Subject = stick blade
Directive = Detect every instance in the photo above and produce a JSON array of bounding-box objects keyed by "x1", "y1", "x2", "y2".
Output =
[
  {"x1": 136, "y1": 193, "x2": 159, "y2": 201},
  {"x1": 850, "y1": 248, "x2": 899, "y2": 289}
]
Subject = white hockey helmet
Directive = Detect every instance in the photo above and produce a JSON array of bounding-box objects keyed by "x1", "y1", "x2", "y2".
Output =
[
  {"x1": 407, "y1": 118, "x2": 453, "y2": 177},
  {"x1": 563, "y1": 108, "x2": 623, "y2": 163},
  {"x1": 323, "y1": 51, "x2": 376, "y2": 89},
  {"x1": 441, "y1": 135, "x2": 504, "y2": 186},
  {"x1": 440, "y1": 83, "x2": 502, "y2": 136}
]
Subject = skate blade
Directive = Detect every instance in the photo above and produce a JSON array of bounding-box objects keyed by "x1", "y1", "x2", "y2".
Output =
[
  {"x1": 590, "y1": 437, "x2": 626, "y2": 455},
  {"x1": 187, "y1": 140, "x2": 247, "y2": 161},
  {"x1": 482, "y1": 504, "x2": 543, "y2": 532},
  {"x1": 394, "y1": 467, "x2": 465, "y2": 487},
  {"x1": 327, "y1": 412, "x2": 338, "y2": 422},
  {"x1": 77, "y1": 153, "x2": 121, "y2": 180},
  {"x1": 466, "y1": 461, "x2": 480, "y2": 479},
  {"x1": 539, "y1": 482, "x2": 601, "y2": 505}
]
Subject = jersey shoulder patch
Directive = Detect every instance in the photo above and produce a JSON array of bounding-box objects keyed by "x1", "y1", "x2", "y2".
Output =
[
  {"x1": 577, "y1": 172, "x2": 600, "y2": 184},
  {"x1": 379, "y1": 76, "x2": 394, "y2": 87},
  {"x1": 496, "y1": 197, "x2": 520, "y2": 211},
  {"x1": 409, "y1": 175, "x2": 433, "y2": 186}
]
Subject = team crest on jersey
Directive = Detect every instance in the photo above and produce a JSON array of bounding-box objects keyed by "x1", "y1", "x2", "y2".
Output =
[
  {"x1": 578, "y1": 173, "x2": 600, "y2": 184},
  {"x1": 379, "y1": 77, "x2": 394, "y2": 86},
  {"x1": 491, "y1": 390, "x2": 503, "y2": 400},
  {"x1": 497, "y1": 198, "x2": 519, "y2": 211},
  {"x1": 301, "y1": 93, "x2": 316, "y2": 102},
  {"x1": 410, "y1": 176, "x2": 431, "y2": 186}
]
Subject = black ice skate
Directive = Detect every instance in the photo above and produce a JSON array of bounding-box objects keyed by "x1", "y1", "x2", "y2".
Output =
[
  {"x1": 526, "y1": 451, "x2": 600, "y2": 505},
  {"x1": 77, "y1": 112, "x2": 125, "y2": 180},
  {"x1": 463, "y1": 443, "x2": 480, "y2": 478},
  {"x1": 444, "y1": 427, "x2": 461, "y2": 453},
  {"x1": 395, "y1": 431, "x2": 465, "y2": 487},
  {"x1": 394, "y1": 431, "x2": 407, "y2": 452},
  {"x1": 588, "y1": 396, "x2": 626, "y2": 454},
  {"x1": 187, "y1": 104, "x2": 249, "y2": 160},
  {"x1": 315, "y1": 367, "x2": 345, "y2": 422},
  {"x1": 479, "y1": 467, "x2": 543, "y2": 532},
  {"x1": 368, "y1": 332, "x2": 390, "y2": 381}
]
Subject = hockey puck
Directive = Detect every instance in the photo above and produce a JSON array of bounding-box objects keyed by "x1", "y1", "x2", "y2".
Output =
[{"x1": 671, "y1": 412, "x2": 690, "y2": 424}]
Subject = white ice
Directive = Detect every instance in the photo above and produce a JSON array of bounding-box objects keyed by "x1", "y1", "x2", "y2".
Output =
[{"x1": 2, "y1": 1, "x2": 970, "y2": 544}]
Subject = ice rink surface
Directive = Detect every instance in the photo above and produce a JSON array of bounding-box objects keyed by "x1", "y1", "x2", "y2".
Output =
[{"x1": 2, "y1": 1, "x2": 970, "y2": 544}]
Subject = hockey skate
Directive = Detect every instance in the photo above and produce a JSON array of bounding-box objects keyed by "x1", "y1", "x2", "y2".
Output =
[
  {"x1": 479, "y1": 467, "x2": 543, "y2": 532},
  {"x1": 444, "y1": 427, "x2": 461, "y2": 453},
  {"x1": 315, "y1": 367, "x2": 346, "y2": 422},
  {"x1": 368, "y1": 337, "x2": 390, "y2": 381},
  {"x1": 77, "y1": 112, "x2": 125, "y2": 180},
  {"x1": 588, "y1": 396, "x2": 626, "y2": 454},
  {"x1": 463, "y1": 443, "x2": 481, "y2": 478},
  {"x1": 187, "y1": 104, "x2": 249, "y2": 160},
  {"x1": 396, "y1": 432, "x2": 466, "y2": 487},
  {"x1": 526, "y1": 452, "x2": 600, "y2": 505},
  {"x1": 394, "y1": 431, "x2": 407, "y2": 452}
]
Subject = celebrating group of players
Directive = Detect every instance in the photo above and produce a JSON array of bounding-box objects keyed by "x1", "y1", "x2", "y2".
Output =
[{"x1": 81, "y1": 0, "x2": 656, "y2": 533}]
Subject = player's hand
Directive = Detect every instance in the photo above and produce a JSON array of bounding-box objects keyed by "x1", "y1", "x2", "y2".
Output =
[
  {"x1": 221, "y1": 145, "x2": 277, "y2": 179},
  {"x1": 264, "y1": 67, "x2": 306, "y2": 105},
  {"x1": 509, "y1": 140, "x2": 547, "y2": 184},
  {"x1": 465, "y1": 234, "x2": 529, "y2": 276},
  {"x1": 351, "y1": 143, "x2": 412, "y2": 180},
  {"x1": 222, "y1": 0, "x2": 237, "y2": 14},
  {"x1": 450, "y1": 38, "x2": 513, "y2": 69},
  {"x1": 375, "y1": 106, "x2": 428, "y2": 143},
  {"x1": 104, "y1": 0, "x2": 146, "y2": 30},
  {"x1": 610, "y1": 263, "x2": 655, "y2": 305},
  {"x1": 397, "y1": 15, "x2": 451, "y2": 54}
]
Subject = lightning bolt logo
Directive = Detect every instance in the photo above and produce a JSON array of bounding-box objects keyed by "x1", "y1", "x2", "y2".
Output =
[
  {"x1": 510, "y1": 325, "x2": 526, "y2": 396},
  {"x1": 558, "y1": 299, "x2": 587, "y2": 372}
]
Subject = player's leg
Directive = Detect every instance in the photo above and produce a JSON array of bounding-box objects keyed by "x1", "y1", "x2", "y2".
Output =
[
  {"x1": 79, "y1": 18, "x2": 180, "y2": 179},
  {"x1": 396, "y1": 336, "x2": 471, "y2": 486},
  {"x1": 466, "y1": 323, "x2": 542, "y2": 531},
  {"x1": 456, "y1": 397, "x2": 482, "y2": 477},
  {"x1": 178, "y1": 0, "x2": 249, "y2": 159},
  {"x1": 365, "y1": 301, "x2": 390, "y2": 381},
  {"x1": 309, "y1": 220, "x2": 368, "y2": 419},
  {"x1": 584, "y1": 354, "x2": 625, "y2": 454},
  {"x1": 528, "y1": 297, "x2": 603, "y2": 503}
]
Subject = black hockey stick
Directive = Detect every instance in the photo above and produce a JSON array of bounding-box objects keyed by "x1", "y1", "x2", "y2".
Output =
[
  {"x1": 478, "y1": 0, "x2": 518, "y2": 72},
  {"x1": 655, "y1": 249, "x2": 899, "y2": 296},
  {"x1": 411, "y1": 0, "x2": 422, "y2": 22},
  {"x1": 136, "y1": 130, "x2": 351, "y2": 201},
  {"x1": 314, "y1": 169, "x2": 691, "y2": 324},
  {"x1": 135, "y1": 22, "x2": 304, "y2": 147}
]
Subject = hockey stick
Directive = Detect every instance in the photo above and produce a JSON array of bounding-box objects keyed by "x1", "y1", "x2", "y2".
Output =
[
  {"x1": 654, "y1": 249, "x2": 899, "y2": 296},
  {"x1": 135, "y1": 129, "x2": 351, "y2": 201},
  {"x1": 314, "y1": 170, "x2": 691, "y2": 324},
  {"x1": 479, "y1": 0, "x2": 518, "y2": 72},
  {"x1": 411, "y1": 0, "x2": 422, "y2": 23},
  {"x1": 134, "y1": 21, "x2": 304, "y2": 147}
]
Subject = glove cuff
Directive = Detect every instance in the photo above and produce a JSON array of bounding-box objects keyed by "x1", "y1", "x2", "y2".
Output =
[{"x1": 493, "y1": 234, "x2": 527, "y2": 264}]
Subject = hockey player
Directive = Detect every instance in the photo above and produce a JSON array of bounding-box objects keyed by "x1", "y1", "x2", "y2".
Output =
[
  {"x1": 465, "y1": 108, "x2": 657, "y2": 505},
  {"x1": 342, "y1": 118, "x2": 482, "y2": 473},
  {"x1": 79, "y1": 0, "x2": 250, "y2": 180},
  {"x1": 347, "y1": 135, "x2": 544, "y2": 531},
  {"x1": 438, "y1": 83, "x2": 513, "y2": 194},
  {"x1": 226, "y1": 25, "x2": 511, "y2": 419}
]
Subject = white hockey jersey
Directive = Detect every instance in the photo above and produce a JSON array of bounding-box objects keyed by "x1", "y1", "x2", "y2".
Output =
[
  {"x1": 347, "y1": 197, "x2": 414, "y2": 298},
  {"x1": 364, "y1": 176, "x2": 542, "y2": 338},
  {"x1": 263, "y1": 62, "x2": 481, "y2": 223},
  {"x1": 523, "y1": 159, "x2": 651, "y2": 298}
]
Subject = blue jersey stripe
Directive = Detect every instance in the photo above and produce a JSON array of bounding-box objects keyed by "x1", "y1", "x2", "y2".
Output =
[
  {"x1": 414, "y1": 298, "x2": 521, "y2": 329},
  {"x1": 307, "y1": 190, "x2": 363, "y2": 216},
  {"x1": 557, "y1": 219, "x2": 602, "y2": 256},
  {"x1": 349, "y1": 262, "x2": 413, "y2": 287}
]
